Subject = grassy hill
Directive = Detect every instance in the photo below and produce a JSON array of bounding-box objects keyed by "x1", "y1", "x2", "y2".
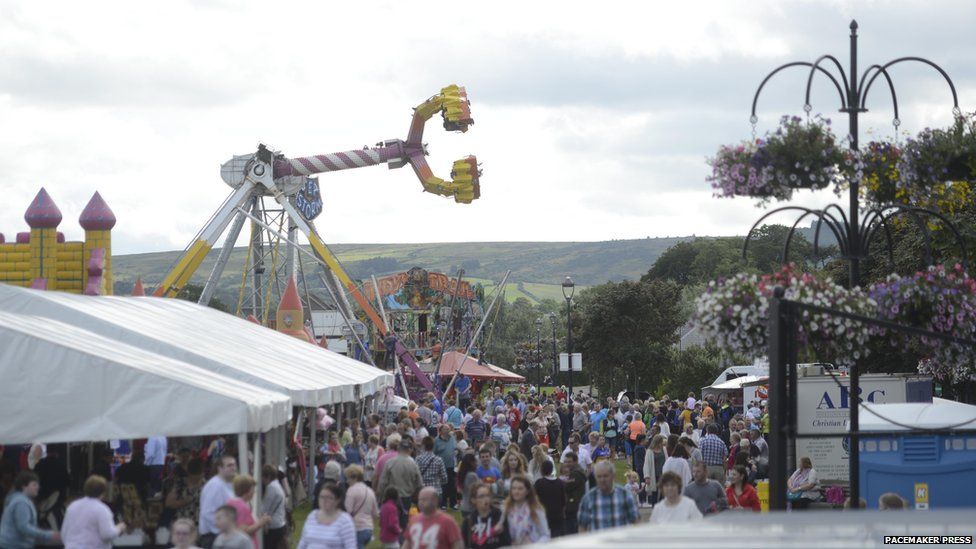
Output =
[{"x1": 113, "y1": 238, "x2": 690, "y2": 306}]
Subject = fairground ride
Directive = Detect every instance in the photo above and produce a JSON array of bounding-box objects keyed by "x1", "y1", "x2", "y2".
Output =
[{"x1": 151, "y1": 85, "x2": 481, "y2": 397}]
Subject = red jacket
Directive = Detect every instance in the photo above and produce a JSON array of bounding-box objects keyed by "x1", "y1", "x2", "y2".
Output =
[{"x1": 726, "y1": 483, "x2": 761, "y2": 512}]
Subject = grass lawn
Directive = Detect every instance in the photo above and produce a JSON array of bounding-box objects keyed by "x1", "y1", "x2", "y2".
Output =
[{"x1": 290, "y1": 458, "x2": 634, "y2": 548}]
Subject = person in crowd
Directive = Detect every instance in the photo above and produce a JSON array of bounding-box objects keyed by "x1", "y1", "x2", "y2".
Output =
[
  {"x1": 533, "y1": 461, "x2": 565, "y2": 537},
  {"x1": 576, "y1": 461, "x2": 638, "y2": 533},
  {"x1": 490, "y1": 414, "x2": 512, "y2": 456},
  {"x1": 372, "y1": 434, "x2": 401, "y2": 491},
  {"x1": 683, "y1": 461, "x2": 727, "y2": 515},
  {"x1": 559, "y1": 434, "x2": 592, "y2": 473},
  {"x1": 212, "y1": 506, "x2": 251, "y2": 549},
  {"x1": 642, "y1": 434, "x2": 666, "y2": 504},
  {"x1": 199, "y1": 455, "x2": 236, "y2": 548},
  {"x1": 699, "y1": 424, "x2": 728, "y2": 483},
  {"x1": 376, "y1": 439, "x2": 423, "y2": 532},
  {"x1": 461, "y1": 483, "x2": 509, "y2": 549},
  {"x1": 559, "y1": 455, "x2": 587, "y2": 535},
  {"x1": 590, "y1": 436, "x2": 610, "y2": 462},
  {"x1": 557, "y1": 404, "x2": 574, "y2": 451},
  {"x1": 457, "y1": 454, "x2": 481, "y2": 514},
  {"x1": 116, "y1": 449, "x2": 151, "y2": 504},
  {"x1": 403, "y1": 487, "x2": 463, "y2": 549},
  {"x1": 749, "y1": 427, "x2": 769, "y2": 477},
  {"x1": 416, "y1": 437, "x2": 449, "y2": 499},
  {"x1": 260, "y1": 465, "x2": 288, "y2": 549},
  {"x1": 344, "y1": 434, "x2": 365, "y2": 467},
  {"x1": 623, "y1": 471, "x2": 642, "y2": 507},
  {"x1": 499, "y1": 450, "x2": 528, "y2": 498},
  {"x1": 679, "y1": 436, "x2": 703, "y2": 467},
  {"x1": 378, "y1": 488, "x2": 402, "y2": 549},
  {"x1": 526, "y1": 445, "x2": 553, "y2": 482},
  {"x1": 726, "y1": 465, "x2": 761, "y2": 512},
  {"x1": 661, "y1": 443, "x2": 692, "y2": 490},
  {"x1": 166, "y1": 457, "x2": 205, "y2": 527},
  {"x1": 631, "y1": 433, "x2": 648, "y2": 484},
  {"x1": 787, "y1": 457, "x2": 821, "y2": 509},
  {"x1": 649, "y1": 472, "x2": 702, "y2": 524},
  {"x1": 600, "y1": 413, "x2": 618, "y2": 460},
  {"x1": 0, "y1": 471, "x2": 60, "y2": 548},
  {"x1": 878, "y1": 492, "x2": 907, "y2": 510},
  {"x1": 518, "y1": 422, "x2": 538, "y2": 459},
  {"x1": 170, "y1": 518, "x2": 201, "y2": 549},
  {"x1": 144, "y1": 436, "x2": 168, "y2": 496},
  {"x1": 297, "y1": 484, "x2": 356, "y2": 549},
  {"x1": 363, "y1": 435, "x2": 383, "y2": 488},
  {"x1": 343, "y1": 465, "x2": 379, "y2": 549},
  {"x1": 627, "y1": 413, "x2": 646, "y2": 460},
  {"x1": 227, "y1": 475, "x2": 271, "y2": 548},
  {"x1": 465, "y1": 410, "x2": 488, "y2": 447},
  {"x1": 475, "y1": 448, "x2": 502, "y2": 496},
  {"x1": 434, "y1": 425, "x2": 458, "y2": 509},
  {"x1": 500, "y1": 476, "x2": 549, "y2": 545},
  {"x1": 60, "y1": 475, "x2": 126, "y2": 549},
  {"x1": 444, "y1": 402, "x2": 463, "y2": 429}
]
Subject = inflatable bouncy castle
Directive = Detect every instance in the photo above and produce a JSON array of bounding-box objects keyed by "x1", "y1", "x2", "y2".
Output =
[{"x1": 0, "y1": 188, "x2": 115, "y2": 295}]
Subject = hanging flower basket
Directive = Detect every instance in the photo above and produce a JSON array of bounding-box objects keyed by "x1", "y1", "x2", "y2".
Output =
[
  {"x1": 857, "y1": 141, "x2": 902, "y2": 205},
  {"x1": 869, "y1": 264, "x2": 976, "y2": 382},
  {"x1": 692, "y1": 264, "x2": 874, "y2": 365},
  {"x1": 898, "y1": 114, "x2": 976, "y2": 190},
  {"x1": 708, "y1": 115, "x2": 853, "y2": 202}
]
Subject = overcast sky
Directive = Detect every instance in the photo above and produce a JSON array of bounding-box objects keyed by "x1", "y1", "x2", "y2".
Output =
[{"x1": 1, "y1": 0, "x2": 974, "y2": 255}]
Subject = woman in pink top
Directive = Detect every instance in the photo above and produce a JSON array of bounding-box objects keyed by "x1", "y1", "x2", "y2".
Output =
[
  {"x1": 342, "y1": 465, "x2": 379, "y2": 549},
  {"x1": 227, "y1": 475, "x2": 271, "y2": 548}
]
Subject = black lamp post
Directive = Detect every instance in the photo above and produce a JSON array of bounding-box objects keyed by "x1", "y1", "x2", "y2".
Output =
[
  {"x1": 535, "y1": 317, "x2": 543, "y2": 393},
  {"x1": 746, "y1": 21, "x2": 963, "y2": 511},
  {"x1": 562, "y1": 276, "x2": 576, "y2": 401},
  {"x1": 548, "y1": 312, "x2": 558, "y2": 387}
]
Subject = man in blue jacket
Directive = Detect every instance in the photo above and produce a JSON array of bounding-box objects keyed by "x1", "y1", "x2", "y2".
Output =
[{"x1": 0, "y1": 471, "x2": 60, "y2": 549}]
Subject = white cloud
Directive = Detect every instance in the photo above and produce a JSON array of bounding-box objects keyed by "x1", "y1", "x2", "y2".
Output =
[{"x1": 0, "y1": 0, "x2": 973, "y2": 255}]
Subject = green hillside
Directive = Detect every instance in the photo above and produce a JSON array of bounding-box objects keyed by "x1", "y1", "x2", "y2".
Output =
[{"x1": 113, "y1": 238, "x2": 690, "y2": 306}]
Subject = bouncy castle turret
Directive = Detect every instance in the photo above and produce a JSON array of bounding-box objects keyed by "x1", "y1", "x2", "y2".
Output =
[
  {"x1": 276, "y1": 277, "x2": 311, "y2": 342},
  {"x1": 79, "y1": 192, "x2": 117, "y2": 295},
  {"x1": 0, "y1": 188, "x2": 113, "y2": 294},
  {"x1": 25, "y1": 188, "x2": 63, "y2": 291}
]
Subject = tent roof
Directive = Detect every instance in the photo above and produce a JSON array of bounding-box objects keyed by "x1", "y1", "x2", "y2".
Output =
[
  {"x1": 0, "y1": 285, "x2": 393, "y2": 406},
  {"x1": 0, "y1": 311, "x2": 291, "y2": 444},
  {"x1": 859, "y1": 397, "x2": 976, "y2": 431},
  {"x1": 421, "y1": 351, "x2": 525, "y2": 382},
  {"x1": 703, "y1": 375, "x2": 765, "y2": 392}
]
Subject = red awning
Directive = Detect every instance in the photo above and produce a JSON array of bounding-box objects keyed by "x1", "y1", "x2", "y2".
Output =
[{"x1": 419, "y1": 351, "x2": 525, "y2": 382}]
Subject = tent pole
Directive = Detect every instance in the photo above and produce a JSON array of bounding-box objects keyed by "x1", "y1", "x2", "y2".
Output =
[
  {"x1": 237, "y1": 433, "x2": 247, "y2": 474},
  {"x1": 254, "y1": 434, "x2": 263, "y2": 549},
  {"x1": 307, "y1": 409, "x2": 316, "y2": 501}
]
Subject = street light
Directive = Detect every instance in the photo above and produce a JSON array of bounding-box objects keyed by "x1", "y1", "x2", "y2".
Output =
[
  {"x1": 548, "y1": 312, "x2": 557, "y2": 389},
  {"x1": 534, "y1": 317, "x2": 543, "y2": 393},
  {"x1": 562, "y1": 276, "x2": 575, "y2": 401}
]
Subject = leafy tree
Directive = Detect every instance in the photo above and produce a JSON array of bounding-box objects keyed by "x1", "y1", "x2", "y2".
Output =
[
  {"x1": 657, "y1": 346, "x2": 728, "y2": 399},
  {"x1": 575, "y1": 279, "x2": 684, "y2": 396},
  {"x1": 175, "y1": 284, "x2": 230, "y2": 313}
]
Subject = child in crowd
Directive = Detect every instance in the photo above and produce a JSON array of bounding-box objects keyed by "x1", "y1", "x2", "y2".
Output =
[
  {"x1": 624, "y1": 470, "x2": 643, "y2": 507},
  {"x1": 213, "y1": 505, "x2": 252, "y2": 549},
  {"x1": 379, "y1": 487, "x2": 402, "y2": 549}
]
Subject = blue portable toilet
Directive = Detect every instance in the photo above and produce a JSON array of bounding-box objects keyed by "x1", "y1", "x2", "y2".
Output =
[{"x1": 859, "y1": 398, "x2": 976, "y2": 509}]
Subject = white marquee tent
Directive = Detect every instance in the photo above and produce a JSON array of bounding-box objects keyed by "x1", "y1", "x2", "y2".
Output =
[
  {"x1": 0, "y1": 284, "x2": 393, "y2": 406},
  {"x1": 0, "y1": 311, "x2": 291, "y2": 445}
]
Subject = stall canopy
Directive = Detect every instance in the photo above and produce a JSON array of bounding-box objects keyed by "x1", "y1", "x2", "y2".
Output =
[
  {"x1": 420, "y1": 351, "x2": 525, "y2": 382},
  {"x1": 0, "y1": 284, "x2": 393, "y2": 406},
  {"x1": 0, "y1": 311, "x2": 291, "y2": 445},
  {"x1": 860, "y1": 397, "x2": 976, "y2": 431},
  {"x1": 702, "y1": 374, "x2": 766, "y2": 393}
]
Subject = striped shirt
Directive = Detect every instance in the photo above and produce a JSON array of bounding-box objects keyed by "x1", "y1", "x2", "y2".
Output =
[{"x1": 296, "y1": 511, "x2": 356, "y2": 549}]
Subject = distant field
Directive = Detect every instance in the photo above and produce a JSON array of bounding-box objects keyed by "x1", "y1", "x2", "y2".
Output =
[{"x1": 113, "y1": 239, "x2": 681, "y2": 305}]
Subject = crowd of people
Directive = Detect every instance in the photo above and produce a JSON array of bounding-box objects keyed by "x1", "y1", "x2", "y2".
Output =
[{"x1": 0, "y1": 386, "x2": 846, "y2": 549}]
